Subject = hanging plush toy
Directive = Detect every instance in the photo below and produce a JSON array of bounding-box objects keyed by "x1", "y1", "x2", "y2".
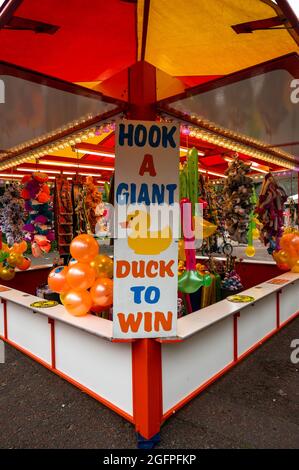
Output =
[
  {"x1": 0, "y1": 182, "x2": 25, "y2": 245},
  {"x1": 84, "y1": 176, "x2": 103, "y2": 234},
  {"x1": 223, "y1": 156, "x2": 254, "y2": 244},
  {"x1": 255, "y1": 173, "x2": 287, "y2": 255},
  {"x1": 95, "y1": 201, "x2": 112, "y2": 238},
  {"x1": 245, "y1": 186, "x2": 258, "y2": 257},
  {"x1": 21, "y1": 172, "x2": 54, "y2": 256}
]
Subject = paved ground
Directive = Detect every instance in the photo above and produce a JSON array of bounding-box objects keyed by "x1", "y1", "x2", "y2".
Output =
[{"x1": 1, "y1": 317, "x2": 299, "y2": 449}]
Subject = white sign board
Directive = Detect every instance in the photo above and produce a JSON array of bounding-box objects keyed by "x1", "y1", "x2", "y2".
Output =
[{"x1": 113, "y1": 121, "x2": 179, "y2": 338}]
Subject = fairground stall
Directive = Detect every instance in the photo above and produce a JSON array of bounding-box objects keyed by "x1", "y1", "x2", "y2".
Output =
[{"x1": 0, "y1": 0, "x2": 299, "y2": 448}]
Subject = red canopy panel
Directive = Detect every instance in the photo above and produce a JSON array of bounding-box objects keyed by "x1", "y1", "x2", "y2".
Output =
[{"x1": 0, "y1": 0, "x2": 137, "y2": 82}]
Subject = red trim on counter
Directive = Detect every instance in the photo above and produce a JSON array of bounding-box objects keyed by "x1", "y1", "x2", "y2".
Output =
[
  {"x1": 1, "y1": 299, "x2": 8, "y2": 339},
  {"x1": 48, "y1": 318, "x2": 56, "y2": 369}
]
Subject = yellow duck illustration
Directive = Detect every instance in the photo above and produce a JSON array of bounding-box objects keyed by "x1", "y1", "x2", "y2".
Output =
[{"x1": 120, "y1": 210, "x2": 172, "y2": 255}]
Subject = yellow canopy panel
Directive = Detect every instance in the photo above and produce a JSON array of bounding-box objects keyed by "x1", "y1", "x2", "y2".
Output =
[{"x1": 142, "y1": 0, "x2": 299, "y2": 76}]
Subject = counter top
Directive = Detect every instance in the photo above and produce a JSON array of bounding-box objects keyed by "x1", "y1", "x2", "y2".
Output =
[
  {"x1": 0, "y1": 286, "x2": 113, "y2": 341},
  {"x1": 1, "y1": 272, "x2": 298, "y2": 343},
  {"x1": 176, "y1": 271, "x2": 299, "y2": 340}
]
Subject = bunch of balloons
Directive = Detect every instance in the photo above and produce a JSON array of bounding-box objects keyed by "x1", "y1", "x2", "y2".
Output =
[
  {"x1": 0, "y1": 240, "x2": 31, "y2": 281},
  {"x1": 48, "y1": 234, "x2": 113, "y2": 317},
  {"x1": 273, "y1": 231, "x2": 299, "y2": 272}
]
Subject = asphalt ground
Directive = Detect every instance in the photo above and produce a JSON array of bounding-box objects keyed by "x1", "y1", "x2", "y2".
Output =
[{"x1": 1, "y1": 317, "x2": 299, "y2": 449}]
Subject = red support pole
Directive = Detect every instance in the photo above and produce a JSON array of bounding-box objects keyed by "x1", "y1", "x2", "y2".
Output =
[
  {"x1": 132, "y1": 339, "x2": 162, "y2": 440},
  {"x1": 127, "y1": 61, "x2": 163, "y2": 442}
]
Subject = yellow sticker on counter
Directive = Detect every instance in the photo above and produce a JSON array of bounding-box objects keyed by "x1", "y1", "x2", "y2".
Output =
[
  {"x1": 227, "y1": 295, "x2": 255, "y2": 303},
  {"x1": 30, "y1": 300, "x2": 58, "y2": 308}
]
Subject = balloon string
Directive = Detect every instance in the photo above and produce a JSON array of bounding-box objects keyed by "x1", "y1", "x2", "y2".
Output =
[{"x1": 185, "y1": 294, "x2": 193, "y2": 314}]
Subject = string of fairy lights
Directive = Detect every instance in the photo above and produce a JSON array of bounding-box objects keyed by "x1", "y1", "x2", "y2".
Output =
[
  {"x1": 0, "y1": 123, "x2": 117, "y2": 172},
  {"x1": 0, "y1": 113, "x2": 297, "y2": 179},
  {"x1": 158, "y1": 112, "x2": 297, "y2": 171}
]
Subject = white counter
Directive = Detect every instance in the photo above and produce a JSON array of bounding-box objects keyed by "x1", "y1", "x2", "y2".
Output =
[
  {"x1": 0, "y1": 286, "x2": 113, "y2": 340},
  {"x1": 177, "y1": 271, "x2": 299, "y2": 339},
  {"x1": 1, "y1": 271, "x2": 298, "y2": 342}
]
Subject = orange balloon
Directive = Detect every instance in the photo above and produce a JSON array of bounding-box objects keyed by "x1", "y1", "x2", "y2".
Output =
[
  {"x1": 291, "y1": 260, "x2": 299, "y2": 273},
  {"x1": 90, "y1": 254, "x2": 113, "y2": 278},
  {"x1": 90, "y1": 304, "x2": 110, "y2": 315},
  {"x1": 59, "y1": 292, "x2": 67, "y2": 305},
  {"x1": 63, "y1": 289, "x2": 92, "y2": 316},
  {"x1": 286, "y1": 254, "x2": 299, "y2": 268},
  {"x1": 289, "y1": 234, "x2": 299, "y2": 259},
  {"x1": 0, "y1": 266, "x2": 15, "y2": 281},
  {"x1": 12, "y1": 243, "x2": 20, "y2": 253},
  {"x1": 66, "y1": 263, "x2": 96, "y2": 290},
  {"x1": 70, "y1": 234, "x2": 99, "y2": 263},
  {"x1": 1, "y1": 243, "x2": 9, "y2": 253},
  {"x1": 12, "y1": 241, "x2": 27, "y2": 254},
  {"x1": 280, "y1": 233, "x2": 295, "y2": 251},
  {"x1": 277, "y1": 250, "x2": 288, "y2": 265},
  {"x1": 15, "y1": 255, "x2": 24, "y2": 267},
  {"x1": 7, "y1": 252, "x2": 23, "y2": 267},
  {"x1": 280, "y1": 233, "x2": 299, "y2": 261},
  {"x1": 18, "y1": 240, "x2": 28, "y2": 254},
  {"x1": 277, "y1": 263, "x2": 289, "y2": 271},
  {"x1": 272, "y1": 250, "x2": 280, "y2": 263},
  {"x1": 17, "y1": 256, "x2": 31, "y2": 271},
  {"x1": 48, "y1": 266, "x2": 69, "y2": 293},
  {"x1": 90, "y1": 278, "x2": 113, "y2": 308}
]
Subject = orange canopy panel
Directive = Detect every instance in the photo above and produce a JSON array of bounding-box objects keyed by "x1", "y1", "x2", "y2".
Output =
[{"x1": 143, "y1": 0, "x2": 298, "y2": 76}]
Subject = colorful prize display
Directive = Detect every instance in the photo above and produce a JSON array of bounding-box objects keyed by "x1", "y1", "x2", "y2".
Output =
[
  {"x1": 255, "y1": 173, "x2": 287, "y2": 255},
  {"x1": 21, "y1": 172, "x2": 54, "y2": 257},
  {"x1": 223, "y1": 157, "x2": 254, "y2": 244},
  {"x1": 0, "y1": 183, "x2": 25, "y2": 246}
]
